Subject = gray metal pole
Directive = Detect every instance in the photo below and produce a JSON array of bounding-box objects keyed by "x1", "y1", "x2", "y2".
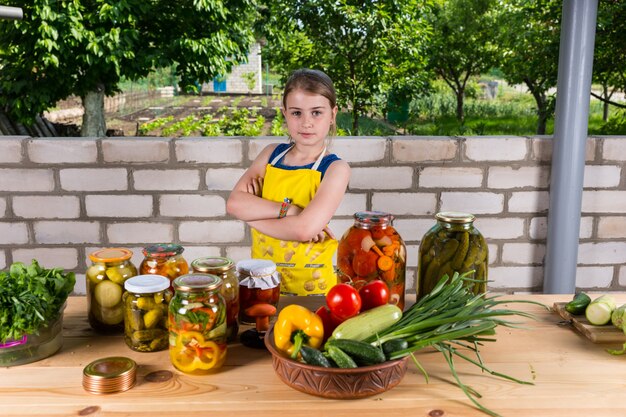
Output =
[
  {"x1": 544, "y1": 0, "x2": 598, "y2": 294},
  {"x1": 0, "y1": 6, "x2": 23, "y2": 20}
]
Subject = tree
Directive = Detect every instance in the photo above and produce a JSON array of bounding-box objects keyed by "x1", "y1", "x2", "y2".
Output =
[
  {"x1": 497, "y1": 0, "x2": 561, "y2": 135},
  {"x1": 263, "y1": 0, "x2": 431, "y2": 134},
  {"x1": 0, "y1": 0, "x2": 258, "y2": 136},
  {"x1": 425, "y1": 0, "x2": 499, "y2": 122},
  {"x1": 592, "y1": 0, "x2": 626, "y2": 121}
]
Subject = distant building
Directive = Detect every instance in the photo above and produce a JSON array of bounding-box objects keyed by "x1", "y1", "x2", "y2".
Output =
[{"x1": 203, "y1": 43, "x2": 262, "y2": 94}]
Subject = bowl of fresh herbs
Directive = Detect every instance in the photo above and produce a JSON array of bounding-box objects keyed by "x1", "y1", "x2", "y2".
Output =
[{"x1": 0, "y1": 260, "x2": 75, "y2": 366}]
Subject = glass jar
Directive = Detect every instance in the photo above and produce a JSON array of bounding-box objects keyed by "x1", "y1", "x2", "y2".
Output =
[
  {"x1": 86, "y1": 248, "x2": 138, "y2": 333},
  {"x1": 168, "y1": 274, "x2": 227, "y2": 374},
  {"x1": 236, "y1": 259, "x2": 281, "y2": 326},
  {"x1": 123, "y1": 274, "x2": 171, "y2": 352},
  {"x1": 337, "y1": 211, "x2": 407, "y2": 310},
  {"x1": 191, "y1": 257, "x2": 239, "y2": 343},
  {"x1": 139, "y1": 244, "x2": 189, "y2": 292},
  {"x1": 417, "y1": 212, "x2": 488, "y2": 301}
]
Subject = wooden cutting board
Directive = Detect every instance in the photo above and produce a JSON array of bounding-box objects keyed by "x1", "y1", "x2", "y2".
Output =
[{"x1": 553, "y1": 302, "x2": 626, "y2": 343}]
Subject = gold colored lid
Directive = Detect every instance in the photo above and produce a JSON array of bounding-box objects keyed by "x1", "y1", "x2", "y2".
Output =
[
  {"x1": 89, "y1": 248, "x2": 133, "y2": 263},
  {"x1": 83, "y1": 356, "x2": 137, "y2": 395},
  {"x1": 435, "y1": 212, "x2": 475, "y2": 224},
  {"x1": 173, "y1": 273, "x2": 223, "y2": 293},
  {"x1": 191, "y1": 256, "x2": 234, "y2": 274}
]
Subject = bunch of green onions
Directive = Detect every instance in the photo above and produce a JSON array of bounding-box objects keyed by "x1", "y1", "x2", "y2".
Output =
[{"x1": 365, "y1": 271, "x2": 544, "y2": 417}]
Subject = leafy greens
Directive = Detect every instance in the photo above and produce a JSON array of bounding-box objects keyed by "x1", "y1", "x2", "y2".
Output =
[{"x1": 0, "y1": 260, "x2": 75, "y2": 343}]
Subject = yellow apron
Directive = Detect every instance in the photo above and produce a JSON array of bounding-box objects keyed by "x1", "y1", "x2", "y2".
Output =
[{"x1": 251, "y1": 144, "x2": 337, "y2": 296}]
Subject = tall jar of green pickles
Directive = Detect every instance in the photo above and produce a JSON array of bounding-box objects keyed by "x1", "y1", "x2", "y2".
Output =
[
  {"x1": 190, "y1": 257, "x2": 239, "y2": 343},
  {"x1": 86, "y1": 248, "x2": 138, "y2": 333},
  {"x1": 417, "y1": 212, "x2": 488, "y2": 300}
]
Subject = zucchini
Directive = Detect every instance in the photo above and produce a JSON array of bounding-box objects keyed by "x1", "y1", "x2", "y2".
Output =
[
  {"x1": 325, "y1": 339, "x2": 385, "y2": 366},
  {"x1": 565, "y1": 292, "x2": 591, "y2": 315},
  {"x1": 586, "y1": 295, "x2": 616, "y2": 325},
  {"x1": 330, "y1": 304, "x2": 402, "y2": 341},
  {"x1": 382, "y1": 339, "x2": 409, "y2": 360},
  {"x1": 300, "y1": 345, "x2": 332, "y2": 368},
  {"x1": 326, "y1": 345, "x2": 357, "y2": 369}
]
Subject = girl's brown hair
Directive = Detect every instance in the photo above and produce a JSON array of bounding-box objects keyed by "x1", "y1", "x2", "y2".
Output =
[{"x1": 282, "y1": 69, "x2": 337, "y2": 140}]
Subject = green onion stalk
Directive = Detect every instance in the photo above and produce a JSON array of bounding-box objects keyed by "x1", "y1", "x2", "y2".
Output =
[{"x1": 365, "y1": 271, "x2": 547, "y2": 417}]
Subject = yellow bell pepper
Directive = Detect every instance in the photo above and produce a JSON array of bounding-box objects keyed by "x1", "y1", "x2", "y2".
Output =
[
  {"x1": 170, "y1": 330, "x2": 226, "y2": 373},
  {"x1": 274, "y1": 304, "x2": 324, "y2": 359}
]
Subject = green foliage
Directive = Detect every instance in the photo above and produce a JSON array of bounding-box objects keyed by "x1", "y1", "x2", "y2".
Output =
[
  {"x1": 425, "y1": 0, "x2": 500, "y2": 121},
  {"x1": 599, "y1": 111, "x2": 626, "y2": 135},
  {"x1": 138, "y1": 116, "x2": 174, "y2": 135},
  {"x1": 270, "y1": 108, "x2": 287, "y2": 136},
  {"x1": 242, "y1": 71, "x2": 257, "y2": 93},
  {"x1": 263, "y1": 0, "x2": 431, "y2": 134},
  {"x1": 0, "y1": 260, "x2": 75, "y2": 343},
  {"x1": 0, "y1": 0, "x2": 258, "y2": 133}
]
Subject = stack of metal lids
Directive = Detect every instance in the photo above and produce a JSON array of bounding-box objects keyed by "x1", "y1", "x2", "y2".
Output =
[{"x1": 83, "y1": 356, "x2": 137, "y2": 395}]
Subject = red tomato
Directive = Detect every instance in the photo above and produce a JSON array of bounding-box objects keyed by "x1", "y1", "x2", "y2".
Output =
[
  {"x1": 325, "y1": 283, "x2": 361, "y2": 321},
  {"x1": 358, "y1": 280, "x2": 390, "y2": 311},
  {"x1": 315, "y1": 305, "x2": 341, "y2": 342},
  {"x1": 352, "y1": 250, "x2": 378, "y2": 277}
]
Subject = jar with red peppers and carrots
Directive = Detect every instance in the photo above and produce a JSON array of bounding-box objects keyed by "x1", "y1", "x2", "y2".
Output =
[{"x1": 337, "y1": 211, "x2": 407, "y2": 310}]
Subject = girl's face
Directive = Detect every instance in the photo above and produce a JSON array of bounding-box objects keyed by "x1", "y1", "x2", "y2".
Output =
[{"x1": 282, "y1": 89, "x2": 337, "y2": 147}]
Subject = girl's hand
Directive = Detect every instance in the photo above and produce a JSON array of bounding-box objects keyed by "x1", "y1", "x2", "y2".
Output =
[
  {"x1": 310, "y1": 226, "x2": 335, "y2": 243},
  {"x1": 246, "y1": 177, "x2": 264, "y2": 196}
]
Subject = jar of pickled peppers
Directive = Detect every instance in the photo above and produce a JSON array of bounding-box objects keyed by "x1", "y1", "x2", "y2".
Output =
[
  {"x1": 337, "y1": 211, "x2": 407, "y2": 310},
  {"x1": 123, "y1": 274, "x2": 171, "y2": 352},
  {"x1": 168, "y1": 274, "x2": 227, "y2": 374},
  {"x1": 86, "y1": 248, "x2": 138, "y2": 333},
  {"x1": 191, "y1": 257, "x2": 240, "y2": 343},
  {"x1": 417, "y1": 212, "x2": 488, "y2": 301},
  {"x1": 139, "y1": 244, "x2": 189, "y2": 291}
]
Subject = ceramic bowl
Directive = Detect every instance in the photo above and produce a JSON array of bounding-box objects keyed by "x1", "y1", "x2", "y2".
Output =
[{"x1": 264, "y1": 326, "x2": 409, "y2": 399}]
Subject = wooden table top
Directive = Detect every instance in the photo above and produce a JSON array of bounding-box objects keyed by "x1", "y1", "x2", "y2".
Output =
[{"x1": 1, "y1": 293, "x2": 626, "y2": 417}]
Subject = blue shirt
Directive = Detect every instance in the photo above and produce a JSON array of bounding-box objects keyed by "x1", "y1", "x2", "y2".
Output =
[{"x1": 268, "y1": 143, "x2": 341, "y2": 179}]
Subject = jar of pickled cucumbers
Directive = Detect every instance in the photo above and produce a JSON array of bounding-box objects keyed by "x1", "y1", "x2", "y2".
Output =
[
  {"x1": 417, "y1": 212, "x2": 488, "y2": 301},
  {"x1": 139, "y1": 244, "x2": 189, "y2": 292},
  {"x1": 337, "y1": 211, "x2": 407, "y2": 310},
  {"x1": 169, "y1": 274, "x2": 227, "y2": 374},
  {"x1": 123, "y1": 275, "x2": 171, "y2": 352},
  {"x1": 87, "y1": 248, "x2": 138, "y2": 333},
  {"x1": 191, "y1": 257, "x2": 239, "y2": 343}
]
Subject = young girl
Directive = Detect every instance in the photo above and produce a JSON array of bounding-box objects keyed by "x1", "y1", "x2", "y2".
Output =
[{"x1": 226, "y1": 69, "x2": 350, "y2": 296}]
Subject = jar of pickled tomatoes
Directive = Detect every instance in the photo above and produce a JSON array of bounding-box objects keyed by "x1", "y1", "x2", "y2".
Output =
[
  {"x1": 337, "y1": 211, "x2": 407, "y2": 310},
  {"x1": 86, "y1": 248, "x2": 138, "y2": 333},
  {"x1": 169, "y1": 274, "x2": 227, "y2": 374},
  {"x1": 191, "y1": 257, "x2": 240, "y2": 343},
  {"x1": 236, "y1": 259, "x2": 281, "y2": 326},
  {"x1": 139, "y1": 244, "x2": 189, "y2": 291}
]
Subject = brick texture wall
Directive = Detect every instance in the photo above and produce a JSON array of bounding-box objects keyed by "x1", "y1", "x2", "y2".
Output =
[{"x1": 1, "y1": 135, "x2": 625, "y2": 295}]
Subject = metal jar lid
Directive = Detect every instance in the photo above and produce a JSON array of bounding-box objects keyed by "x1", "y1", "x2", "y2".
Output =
[
  {"x1": 173, "y1": 273, "x2": 223, "y2": 293},
  {"x1": 83, "y1": 356, "x2": 137, "y2": 395},
  {"x1": 89, "y1": 248, "x2": 133, "y2": 263},
  {"x1": 191, "y1": 256, "x2": 234, "y2": 275},
  {"x1": 354, "y1": 211, "x2": 393, "y2": 229},
  {"x1": 435, "y1": 212, "x2": 475, "y2": 224}
]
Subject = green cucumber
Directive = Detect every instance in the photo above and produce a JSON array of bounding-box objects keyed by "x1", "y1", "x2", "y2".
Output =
[
  {"x1": 330, "y1": 304, "x2": 402, "y2": 341},
  {"x1": 565, "y1": 292, "x2": 591, "y2": 315},
  {"x1": 300, "y1": 345, "x2": 332, "y2": 368},
  {"x1": 326, "y1": 345, "x2": 357, "y2": 369},
  {"x1": 382, "y1": 339, "x2": 409, "y2": 360},
  {"x1": 325, "y1": 339, "x2": 385, "y2": 366}
]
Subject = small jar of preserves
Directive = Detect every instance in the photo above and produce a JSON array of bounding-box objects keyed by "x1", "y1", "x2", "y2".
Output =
[
  {"x1": 417, "y1": 212, "x2": 488, "y2": 301},
  {"x1": 337, "y1": 211, "x2": 407, "y2": 310},
  {"x1": 236, "y1": 259, "x2": 281, "y2": 326},
  {"x1": 191, "y1": 257, "x2": 240, "y2": 343},
  {"x1": 139, "y1": 244, "x2": 189, "y2": 291},
  {"x1": 123, "y1": 274, "x2": 171, "y2": 352},
  {"x1": 86, "y1": 248, "x2": 138, "y2": 333},
  {"x1": 169, "y1": 274, "x2": 227, "y2": 374}
]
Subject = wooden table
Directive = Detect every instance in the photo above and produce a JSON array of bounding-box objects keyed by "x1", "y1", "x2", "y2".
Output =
[{"x1": 1, "y1": 294, "x2": 626, "y2": 417}]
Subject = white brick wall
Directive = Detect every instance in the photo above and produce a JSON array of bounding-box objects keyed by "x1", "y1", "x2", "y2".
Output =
[{"x1": 1, "y1": 135, "x2": 625, "y2": 295}]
